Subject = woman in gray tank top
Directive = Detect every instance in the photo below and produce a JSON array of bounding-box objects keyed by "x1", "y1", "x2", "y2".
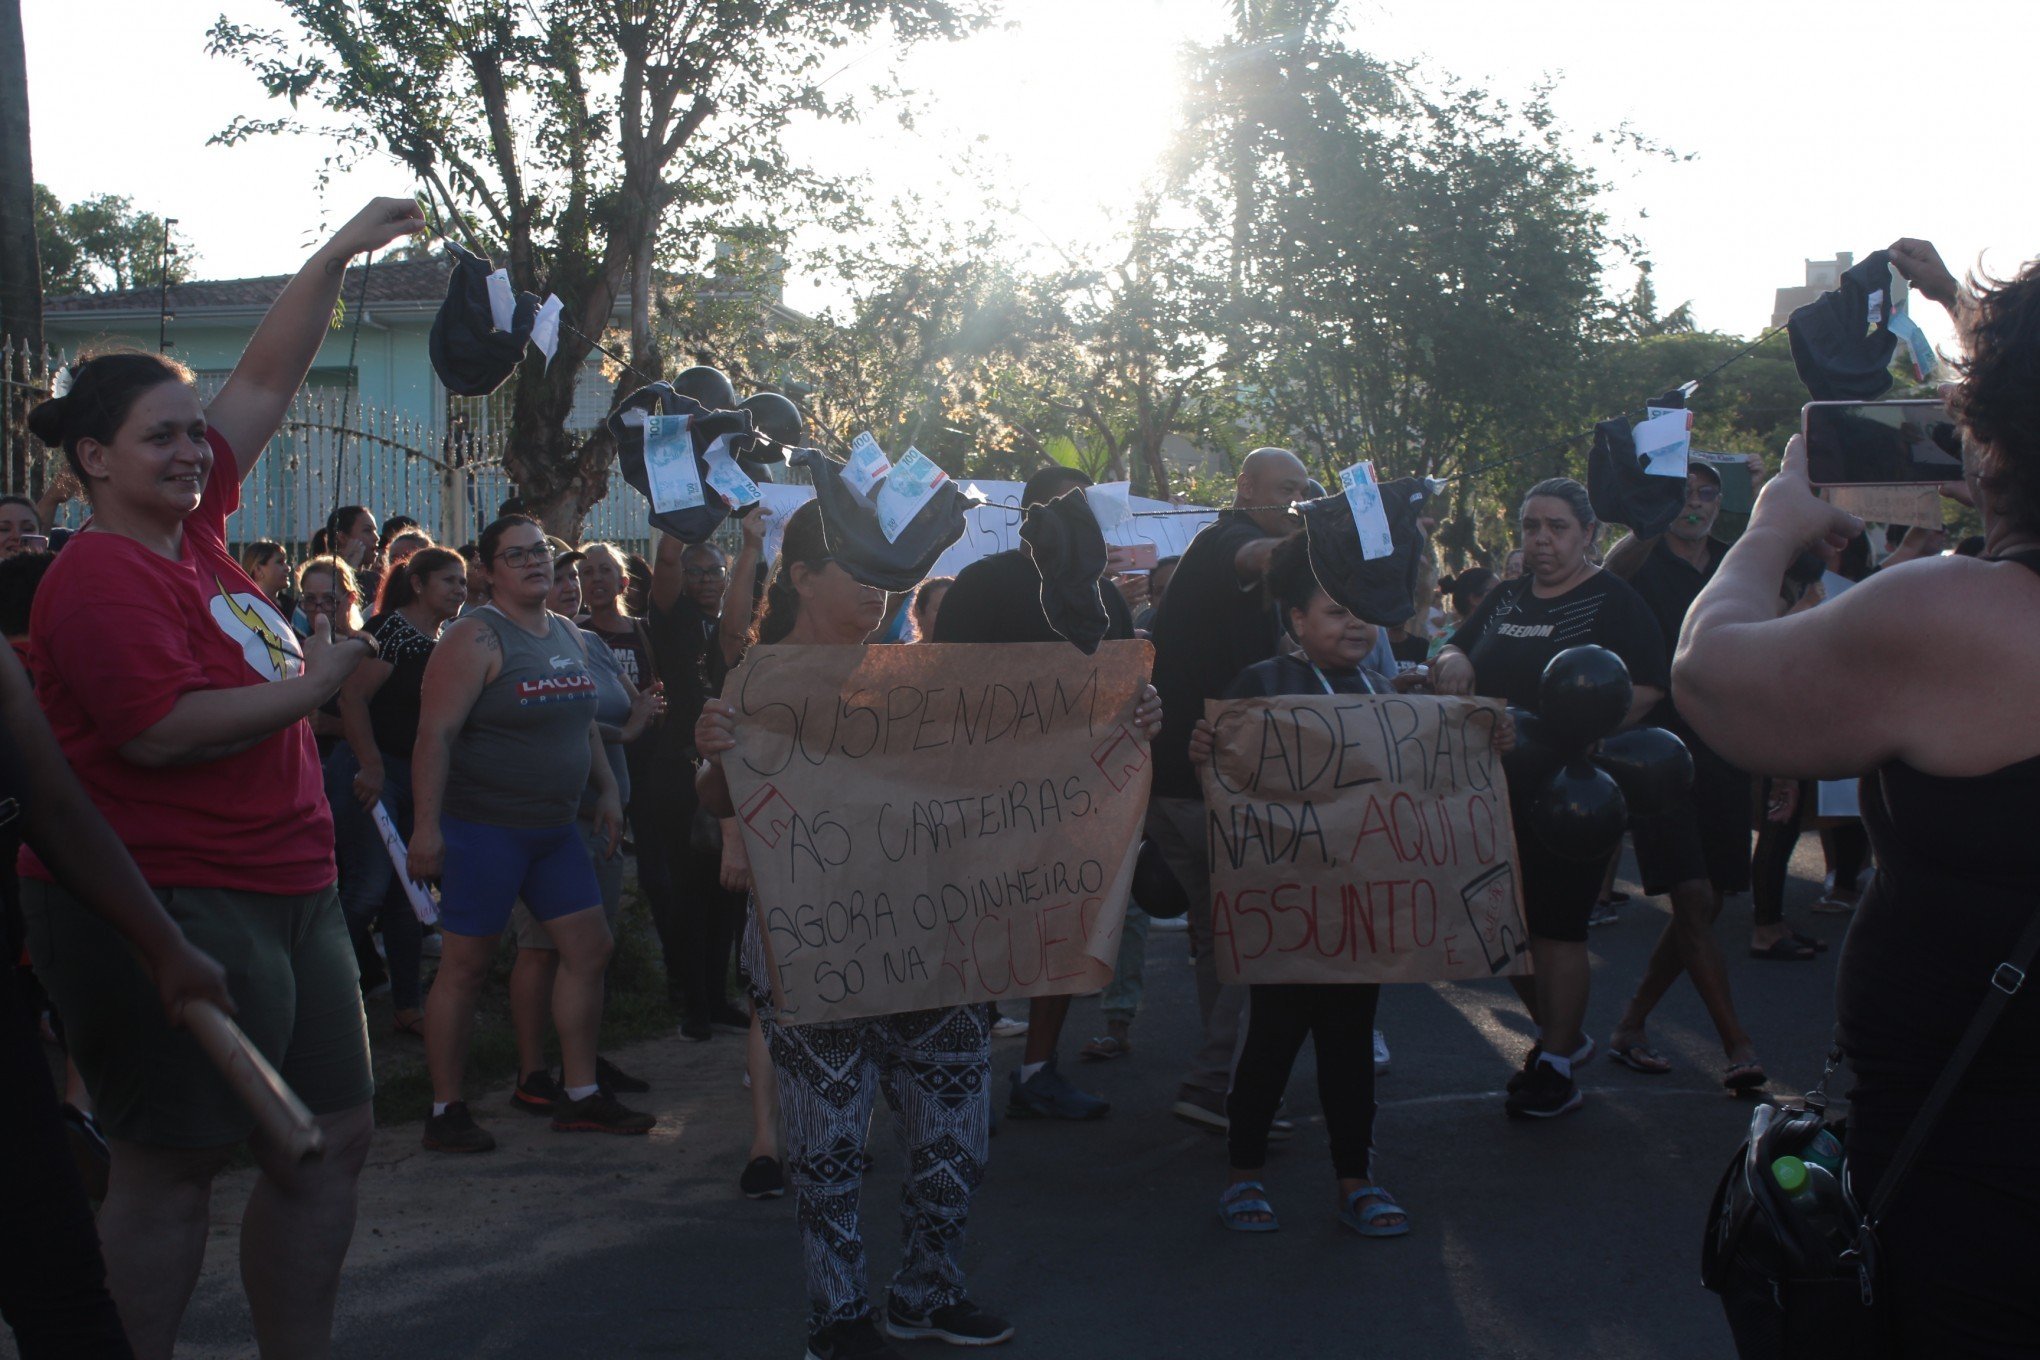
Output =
[{"x1": 406, "y1": 515, "x2": 653, "y2": 1151}]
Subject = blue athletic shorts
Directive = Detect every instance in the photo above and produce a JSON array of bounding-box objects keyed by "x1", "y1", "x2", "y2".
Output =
[{"x1": 438, "y1": 815, "x2": 603, "y2": 938}]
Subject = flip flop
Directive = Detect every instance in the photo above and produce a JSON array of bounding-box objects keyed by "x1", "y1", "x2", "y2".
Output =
[
  {"x1": 1080, "y1": 1035, "x2": 1131, "y2": 1062},
  {"x1": 1792, "y1": 931, "x2": 1830, "y2": 954},
  {"x1": 1749, "y1": 938, "x2": 1818, "y2": 962},
  {"x1": 1724, "y1": 1061, "x2": 1768, "y2": 1094},
  {"x1": 1608, "y1": 1042, "x2": 1672, "y2": 1075},
  {"x1": 1219, "y1": 1180, "x2": 1279, "y2": 1233},
  {"x1": 1811, "y1": 896, "x2": 1857, "y2": 915},
  {"x1": 393, "y1": 1014, "x2": 426, "y2": 1039},
  {"x1": 1339, "y1": 1185, "x2": 1411, "y2": 1239}
]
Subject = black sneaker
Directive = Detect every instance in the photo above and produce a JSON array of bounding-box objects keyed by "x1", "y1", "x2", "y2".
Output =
[
  {"x1": 679, "y1": 1017, "x2": 715, "y2": 1042},
  {"x1": 1504, "y1": 1060, "x2": 1584, "y2": 1120},
  {"x1": 514, "y1": 1069, "x2": 567, "y2": 1115},
  {"x1": 423, "y1": 1101, "x2": 497, "y2": 1153},
  {"x1": 709, "y1": 1002, "x2": 752, "y2": 1032},
  {"x1": 805, "y1": 1316, "x2": 905, "y2": 1360},
  {"x1": 552, "y1": 1090, "x2": 656, "y2": 1135},
  {"x1": 884, "y1": 1300, "x2": 1016, "y2": 1348},
  {"x1": 1506, "y1": 1038, "x2": 1596, "y2": 1093},
  {"x1": 596, "y1": 1055, "x2": 650, "y2": 1094},
  {"x1": 739, "y1": 1154, "x2": 786, "y2": 1200}
]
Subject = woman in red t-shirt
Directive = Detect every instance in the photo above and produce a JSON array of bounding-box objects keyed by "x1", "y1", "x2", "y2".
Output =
[{"x1": 20, "y1": 195, "x2": 424, "y2": 1360}]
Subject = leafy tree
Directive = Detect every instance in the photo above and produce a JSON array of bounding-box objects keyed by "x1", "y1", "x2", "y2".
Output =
[
  {"x1": 1057, "y1": 198, "x2": 1237, "y2": 498},
  {"x1": 1161, "y1": 7, "x2": 1690, "y2": 559},
  {"x1": 34, "y1": 183, "x2": 193, "y2": 296},
  {"x1": 209, "y1": 0, "x2": 992, "y2": 533}
]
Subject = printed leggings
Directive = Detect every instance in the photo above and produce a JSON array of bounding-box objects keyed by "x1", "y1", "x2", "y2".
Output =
[{"x1": 761, "y1": 1003, "x2": 993, "y2": 1331}]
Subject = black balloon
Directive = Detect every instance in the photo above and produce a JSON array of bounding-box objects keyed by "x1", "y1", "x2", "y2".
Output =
[
  {"x1": 739, "y1": 391, "x2": 801, "y2": 463},
  {"x1": 1590, "y1": 727, "x2": 1694, "y2": 819},
  {"x1": 1530, "y1": 760, "x2": 1629, "y2": 862},
  {"x1": 1501, "y1": 706, "x2": 1568, "y2": 793},
  {"x1": 672, "y1": 365, "x2": 738, "y2": 412},
  {"x1": 1538, "y1": 646, "x2": 1634, "y2": 749}
]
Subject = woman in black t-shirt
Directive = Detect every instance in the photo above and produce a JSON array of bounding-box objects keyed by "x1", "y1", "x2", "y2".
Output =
[
  {"x1": 1432, "y1": 478, "x2": 1667, "y2": 1119},
  {"x1": 333, "y1": 547, "x2": 468, "y2": 1036}
]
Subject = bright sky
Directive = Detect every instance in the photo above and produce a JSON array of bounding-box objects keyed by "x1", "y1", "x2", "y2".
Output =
[{"x1": 24, "y1": 0, "x2": 2039, "y2": 356}]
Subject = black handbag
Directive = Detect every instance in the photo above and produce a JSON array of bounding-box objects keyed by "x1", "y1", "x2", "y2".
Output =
[{"x1": 1702, "y1": 903, "x2": 2040, "y2": 1357}]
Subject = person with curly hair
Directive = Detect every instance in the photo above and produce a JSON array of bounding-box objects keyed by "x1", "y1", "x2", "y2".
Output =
[{"x1": 1676, "y1": 238, "x2": 2040, "y2": 1356}]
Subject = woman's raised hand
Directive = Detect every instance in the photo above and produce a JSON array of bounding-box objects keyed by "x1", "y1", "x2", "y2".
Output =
[{"x1": 330, "y1": 197, "x2": 428, "y2": 260}]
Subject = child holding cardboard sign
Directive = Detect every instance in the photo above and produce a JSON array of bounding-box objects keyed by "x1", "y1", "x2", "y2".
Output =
[{"x1": 1190, "y1": 533, "x2": 1515, "y2": 1234}]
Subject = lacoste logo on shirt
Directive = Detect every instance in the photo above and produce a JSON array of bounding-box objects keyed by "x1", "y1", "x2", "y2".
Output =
[{"x1": 514, "y1": 674, "x2": 597, "y2": 706}]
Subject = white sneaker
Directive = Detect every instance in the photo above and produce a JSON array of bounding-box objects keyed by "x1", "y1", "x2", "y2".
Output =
[
  {"x1": 1373, "y1": 1029, "x2": 1391, "y2": 1075},
  {"x1": 991, "y1": 1016, "x2": 1030, "y2": 1039}
]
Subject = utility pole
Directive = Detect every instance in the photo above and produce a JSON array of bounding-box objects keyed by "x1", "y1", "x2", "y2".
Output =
[
  {"x1": 157, "y1": 217, "x2": 177, "y2": 352},
  {"x1": 0, "y1": 0, "x2": 43, "y2": 489}
]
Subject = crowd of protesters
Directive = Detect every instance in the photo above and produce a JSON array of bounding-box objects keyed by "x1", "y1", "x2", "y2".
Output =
[{"x1": 1, "y1": 196, "x2": 2033, "y2": 1360}]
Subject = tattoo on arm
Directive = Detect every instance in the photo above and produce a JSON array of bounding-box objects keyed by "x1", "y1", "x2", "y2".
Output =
[
  {"x1": 323, "y1": 257, "x2": 346, "y2": 277},
  {"x1": 473, "y1": 626, "x2": 500, "y2": 653}
]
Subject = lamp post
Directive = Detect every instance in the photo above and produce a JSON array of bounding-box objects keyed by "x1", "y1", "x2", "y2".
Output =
[{"x1": 157, "y1": 217, "x2": 178, "y2": 353}]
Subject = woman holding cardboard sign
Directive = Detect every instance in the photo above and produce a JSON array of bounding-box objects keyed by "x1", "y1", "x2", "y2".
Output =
[
  {"x1": 1430, "y1": 477, "x2": 1668, "y2": 1121},
  {"x1": 695, "y1": 500, "x2": 1164, "y2": 1360},
  {"x1": 1191, "y1": 534, "x2": 1518, "y2": 1233}
]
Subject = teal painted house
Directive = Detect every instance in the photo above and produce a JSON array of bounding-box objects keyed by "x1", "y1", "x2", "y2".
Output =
[{"x1": 43, "y1": 259, "x2": 631, "y2": 545}]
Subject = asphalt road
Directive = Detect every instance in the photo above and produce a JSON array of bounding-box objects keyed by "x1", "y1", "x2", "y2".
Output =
[{"x1": 18, "y1": 837, "x2": 1849, "y2": 1360}]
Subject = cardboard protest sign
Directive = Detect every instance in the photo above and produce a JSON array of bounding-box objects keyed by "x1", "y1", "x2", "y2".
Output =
[
  {"x1": 1199, "y1": 693, "x2": 1530, "y2": 985},
  {"x1": 723, "y1": 640, "x2": 1154, "y2": 1024}
]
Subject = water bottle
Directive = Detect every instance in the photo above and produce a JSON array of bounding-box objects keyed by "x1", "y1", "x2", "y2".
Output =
[
  {"x1": 1802, "y1": 1128, "x2": 1844, "y2": 1177},
  {"x1": 1771, "y1": 1155, "x2": 1855, "y2": 1265}
]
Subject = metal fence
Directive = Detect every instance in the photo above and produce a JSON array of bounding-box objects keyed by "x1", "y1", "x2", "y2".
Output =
[{"x1": 1, "y1": 338, "x2": 652, "y2": 554}]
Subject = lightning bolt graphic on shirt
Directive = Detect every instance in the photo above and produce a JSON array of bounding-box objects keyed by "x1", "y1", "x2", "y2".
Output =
[{"x1": 216, "y1": 577, "x2": 297, "y2": 678}]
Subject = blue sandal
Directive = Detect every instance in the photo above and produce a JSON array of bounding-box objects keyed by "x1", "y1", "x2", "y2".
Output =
[
  {"x1": 1219, "y1": 1180, "x2": 1280, "y2": 1233},
  {"x1": 1339, "y1": 1185, "x2": 1411, "y2": 1238}
]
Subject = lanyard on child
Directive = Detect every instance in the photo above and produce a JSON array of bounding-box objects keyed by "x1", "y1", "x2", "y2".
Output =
[{"x1": 1309, "y1": 661, "x2": 1337, "y2": 696}]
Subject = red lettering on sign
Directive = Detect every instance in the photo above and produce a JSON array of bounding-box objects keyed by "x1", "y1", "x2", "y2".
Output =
[
  {"x1": 739, "y1": 784, "x2": 796, "y2": 850},
  {"x1": 1091, "y1": 725, "x2": 1148, "y2": 792}
]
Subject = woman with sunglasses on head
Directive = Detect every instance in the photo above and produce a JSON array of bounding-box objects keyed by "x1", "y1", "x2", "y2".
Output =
[
  {"x1": 406, "y1": 516, "x2": 649, "y2": 1152},
  {"x1": 16, "y1": 195, "x2": 422, "y2": 1360}
]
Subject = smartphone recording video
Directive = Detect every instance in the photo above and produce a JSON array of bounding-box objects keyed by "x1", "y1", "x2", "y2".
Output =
[{"x1": 1802, "y1": 400, "x2": 1964, "y2": 487}]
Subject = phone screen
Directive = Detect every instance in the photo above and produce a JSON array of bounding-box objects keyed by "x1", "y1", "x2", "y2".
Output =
[{"x1": 1803, "y1": 400, "x2": 1964, "y2": 486}]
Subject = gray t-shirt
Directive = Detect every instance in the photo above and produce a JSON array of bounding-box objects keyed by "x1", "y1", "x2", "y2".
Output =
[
  {"x1": 445, "y1": 607, "x2": 597, "y2": 828},
  {"x1": 578, "y1": 626, "x2": 632, "y2": 818}
]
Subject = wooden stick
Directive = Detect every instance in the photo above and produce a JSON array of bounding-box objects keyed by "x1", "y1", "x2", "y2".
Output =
[{"x1": 183, "y1": 1000, "x2": 326, "y2": 1162}]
